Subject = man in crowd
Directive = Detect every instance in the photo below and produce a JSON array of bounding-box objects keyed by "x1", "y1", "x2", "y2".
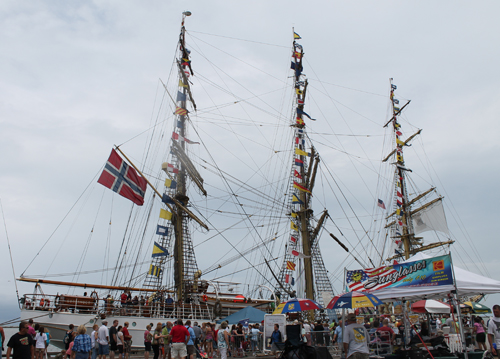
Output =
[
  {"x1": 108, "y1": 320, "x2": 118, "y2": 359},
  {"x1": 184, "y1": 321, "x2": 196, "y2": 359},
  {"x1": 333, "y1": 320, "x2": 343, "y2": 348},
  {"x1": 192, "y1": 323, "x2": 201, "y2": 357},
  {"x1": 444, "y1": 314, "x2": 456, "y2": 334},
  {"x1": 98, "y1": 320, "x2": 109, "y2": 359},
  {"x1": 6, "y1": 321, "x2": 34, "y2": 359},
  {"x1": 488, "y1": 304, "x2": 500, "y2": 357},
  {"x1": 376, "y1": 319, "x2": 395, "y2": 344},
  {"x1": 170, "y1": 320, "x2": 190, "y2": 359},
  {"x1": 343, "y1": 313, "x2": 369, "y2": 359}
]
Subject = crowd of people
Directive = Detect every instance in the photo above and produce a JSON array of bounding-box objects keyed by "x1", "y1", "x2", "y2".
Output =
[{"x1": 4, "y1": 305, "x2": 500, "y2": 359}]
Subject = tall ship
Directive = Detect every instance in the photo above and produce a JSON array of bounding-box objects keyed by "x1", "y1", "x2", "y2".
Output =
[{"x1": 15, "y1": 14, "x2": 339, "y2": 347}]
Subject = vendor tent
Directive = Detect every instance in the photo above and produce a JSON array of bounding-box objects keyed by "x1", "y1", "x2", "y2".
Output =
[
  {"x1": 217, "y1": 306, "x2": 267, "y2": 324},
  {"x1": 411, "y1": 299, "x2": 451, "y2": 313},
  {"x1": 370, "y1": 253, "x2": 500, "y2": 301}
]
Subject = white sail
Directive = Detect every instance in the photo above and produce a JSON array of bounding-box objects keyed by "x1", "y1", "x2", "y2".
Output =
[{"x1": 412, "y1": 199, "x2": 449, "y2": 235}]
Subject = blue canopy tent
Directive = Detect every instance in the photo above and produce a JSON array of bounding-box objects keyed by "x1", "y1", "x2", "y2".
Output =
[{"x1": 217, "y1": 306, "x2": 267, "y2": 324}]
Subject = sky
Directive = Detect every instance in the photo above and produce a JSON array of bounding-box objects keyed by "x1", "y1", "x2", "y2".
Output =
[{"x1": 1, "y1": 0, "x2": 500, "y2": 323}]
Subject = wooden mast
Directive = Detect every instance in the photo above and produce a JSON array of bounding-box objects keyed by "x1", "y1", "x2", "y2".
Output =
[{"x1": 174, "y1": 12, "x2": 190, "y2": 302}]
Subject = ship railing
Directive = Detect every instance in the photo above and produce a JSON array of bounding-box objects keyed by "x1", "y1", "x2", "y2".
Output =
[
  {"x1": 98, "y1": 298, "x2": 214, "y2": 320},
  {"x1": 21, "y1": 293, "x2": 99, "y2": 314}
]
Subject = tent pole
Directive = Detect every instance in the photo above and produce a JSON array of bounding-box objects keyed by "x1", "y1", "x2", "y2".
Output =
[{"x1": 450, "y1": 253, "x2": 469, "y2": 359}]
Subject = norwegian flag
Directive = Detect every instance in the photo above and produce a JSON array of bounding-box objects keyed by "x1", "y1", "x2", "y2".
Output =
[
  {"x1": 98, "y1": 149, "x2": 147, "y2": 206},
  {"x1": 346, "y1": 265, "x2": 401, "y2": 292}
]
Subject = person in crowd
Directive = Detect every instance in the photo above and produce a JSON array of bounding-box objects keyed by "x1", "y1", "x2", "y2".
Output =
[
  {"x1": 474, "y1": 316, "x2": 487, "y2": 351},
  {"x1": 65, "y1": 325, "x2": 75, "y2": 351},
  {"x1": 217, "y1": 322, "x2": 229, "y2": 359},
  {"x1": 116, "y1": 326, "x2": 124, "y2": 359},
  {"x1": 270, "y1": 324, "x2": 282, "y2": 359},
  {"x1": 109, "y1": 320, "x2": 119, "y2": 359},
  {"x1": 314, "y1": 321, "x2": 324, "y2": 346},
  {"x1": 66, "y1": 333, "x2": 76, "y2": 359},
  {"x1": 204, "y1": 324, "x2": 214, "y2": 359},
  {"x1": 170, "y1": 320, "x2": 190, "y2": 359},
  {"x1": 28, "y1": 320, "x2": 36, "y2": 339},
  {"x1": 122, "y1": 322, "x2": 132, "y2": 359},
  {"x1": 230, "y1": 325, "x2": 237, "y2": 355},
  {"x1": 363, "y1": 318, "x2": 371, "y2": 330},
  {"x1": 444, "y1": 314, "x2": 457, "y2": 334},
  {"x1": 323, "y1": 322, "x2": 331, "y2": 347},
  {"x1": 162, "y1": 322, "x2": 173, "y2": 359},
  {"x1": 303, "y1": 321, "x2": 312, "y2": 346},
  {"x1": 72, "y1": 325, "x2": 92, "y2": 359},
  {"x1": 98, "y1": 320, "x2": 110, "y2": 359},
  {"x1": 250, "y1": 324, "x2": 261, "y2": 356},
  {"x1": 184, "y1": 321, "x2": 196, "y2": 359},
  {"x1": 376, "y1": 319, "x2": 395, "y2": 343},
  {"x1": 192, "y1": 322, "x2": 201, "y2": 355},
  {"x1": 43, "y1": 328, "x2": 51, "y2": 358},
  {"x1": 343, "y1": 313, "x2": 370, "y2": 359},
  {"x1": 6, "y1": 321, "x2": 34, "y2": 359},
  {"x1": 333, "y1": 320, "x2": 343, "y2": 348},
  {"x1": 144, "y1": 325, "x2": 153, "y2": 359},
  {"x1": 152, "y1": 323, "x2": 164, "y2": 359},
  {"x1": 90, "y1": 324, "x2": 99, "y2": 359},
  {"x1": 488, "y1": 305, "x2": 500, "y2": 356},
  {"x1": 34, "y1": 326, "x2": 47, "y2": 359}
]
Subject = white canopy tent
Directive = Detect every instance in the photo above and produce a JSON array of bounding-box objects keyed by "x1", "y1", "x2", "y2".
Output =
[{"x1": 371, "y1": 252, "x2": 500, "y2": 301}]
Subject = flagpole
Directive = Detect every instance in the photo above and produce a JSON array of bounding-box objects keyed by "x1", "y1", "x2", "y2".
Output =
[{"x1": 114, "y1": 146, "x2": 209, "y2": 231}]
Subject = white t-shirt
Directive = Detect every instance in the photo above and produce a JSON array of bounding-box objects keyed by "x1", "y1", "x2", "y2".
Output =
[
  {"x1": 91, "y1": 330, "x2": 97, "y2": 347},
  {"x1": 35, "y1": 333, "x2": 47, "y2": 349},
  {"x1": 343, "y1": 324, "x2": 369, "y2": 358},
  {"x1": 303, "y1": 323, "x2": 311, "y2": 333},
  {"x1": 487, "y1": 317, "x2": 500, "y2": 347},
  {"x1": 117, "y1": 332, "x2": 124, "y2": 346},
  {"x1": 98, "y1": 325, "x2": 109, "y2": 345}
]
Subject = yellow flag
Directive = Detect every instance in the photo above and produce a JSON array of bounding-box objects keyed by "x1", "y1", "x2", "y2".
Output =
[
  {"x1": 295, "y1": 148, "x2": 310, "y2": 157},
  {"x1": 296, "y1": 88, "x2": 303, "y2": 95},
  {"x1": 291, "y1": 212, "x2": 298, "y2": 218},
  {"x1": 160, "y1": 209, "x2": 172, "y2": 220},
  {"x1": 291, "y1": 221, "x2": 298, "y2": 231},
  {"x1": 179, "y1": 79, "x2": 188, "y2": 88},
  {"x1": 396, "y1": 138, "x2": 405, "y2": 146},
  {"x1": 397, "y1": 154, "x2": 404, "y2": 162}
]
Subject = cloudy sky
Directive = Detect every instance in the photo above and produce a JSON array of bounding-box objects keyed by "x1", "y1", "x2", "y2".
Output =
[{"x1": 1, "y1": 0, "x2": 500, "y2": 322}]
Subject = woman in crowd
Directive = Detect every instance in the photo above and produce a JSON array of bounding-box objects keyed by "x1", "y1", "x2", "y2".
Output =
[
  {"x1": 473, "y1": 316, "x2": 487, "y2": 351},
  {"x1": 144, "y1": 325, "x2": 152, "y2": 359},
  {"x1": 116, "y1": 326, "x2": 124, "y2": 359},
  {"x1": 152, "y1": 322, "x2": 163, "y2": 359},
  {"x1": 217, "y1": 322, "x2": 230, "y2": 359},
  {"x1": 205, "y1": 323, "x2": 214, "y2": 359},
  {"x1": 35, "y1": 326, "x2": 47, "y2": 359}
]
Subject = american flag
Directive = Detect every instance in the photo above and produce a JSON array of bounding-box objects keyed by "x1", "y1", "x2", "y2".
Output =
[{"x1": 346, "y1": 265, "x2": 400, "y2": 292}]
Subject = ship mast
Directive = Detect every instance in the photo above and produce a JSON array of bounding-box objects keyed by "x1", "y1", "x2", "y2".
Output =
[
  {"x1": 384, "y1": 80, "x2": 453, "y2": 261},
  {"x1": 144, "y1": 11, "x2": 207, "y2": 302},
  {"x1": 276, "y1": 32, "x2": 334, "y2": 311}
]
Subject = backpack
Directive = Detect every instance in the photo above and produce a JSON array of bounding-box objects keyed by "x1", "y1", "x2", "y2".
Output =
[{"x1": 64, "y1": 331, "x2": 72, "y2": 344}]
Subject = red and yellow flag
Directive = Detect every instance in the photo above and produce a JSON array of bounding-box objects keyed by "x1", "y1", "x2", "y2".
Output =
[
  {"x1": 286, "y1": 261, "x2": 296, "y2": 270},
  {"x1": 294, "y1": 181, "x2": 311, "y2": 194}
]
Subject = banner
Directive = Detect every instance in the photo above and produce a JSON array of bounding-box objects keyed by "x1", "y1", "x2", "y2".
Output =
[{"x1": 346, "y1": 254, "x2": 453, "y2": 292}]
